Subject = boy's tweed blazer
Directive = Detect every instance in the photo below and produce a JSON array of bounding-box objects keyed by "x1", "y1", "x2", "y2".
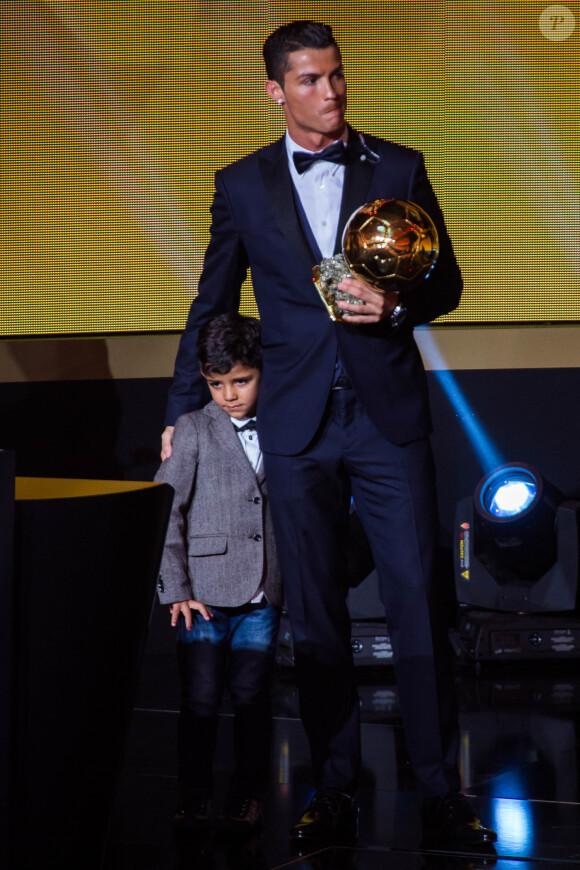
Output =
[{"x1": 154, "y1": 400, "x2": 282, "y2": 608}]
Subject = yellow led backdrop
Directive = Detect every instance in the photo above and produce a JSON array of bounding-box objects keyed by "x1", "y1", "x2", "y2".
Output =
[{"x1": 1, "y1": 1, "x2": 578, "y2": 336}]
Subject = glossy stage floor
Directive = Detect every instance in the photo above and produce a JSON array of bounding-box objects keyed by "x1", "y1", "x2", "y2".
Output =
[{"x1": 103, "y1": 606, "x2": 580, "y2": 870}]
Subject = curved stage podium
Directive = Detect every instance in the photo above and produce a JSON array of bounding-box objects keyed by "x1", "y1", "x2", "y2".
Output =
[{"x1": 1, "y1": 467, "x2": 173, "y2": 870}]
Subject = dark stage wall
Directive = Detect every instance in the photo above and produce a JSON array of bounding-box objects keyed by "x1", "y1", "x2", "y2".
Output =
[
  {"x1": 2, "y1": 362, "x2": 580, "y2": 660},
  {"x1": 2, "y1": 366, "x2": 580, "y2": 545}
]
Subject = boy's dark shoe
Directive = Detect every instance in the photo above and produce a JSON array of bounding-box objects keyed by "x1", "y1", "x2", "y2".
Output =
[
  {"x1": 290, "y1": 789, "x2": 358, "y2": 845},
  {"x1": 173, "y1": 794, "x2": 213, "y2": 837},
  {"x1": 215, "y1": 794, "x2": 263, "y2": 835},
  {"x1": 421, "y1": 792, "x2": 497, "y2": 846}
]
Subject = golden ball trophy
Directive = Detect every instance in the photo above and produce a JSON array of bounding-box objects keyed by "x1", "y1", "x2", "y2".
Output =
[{"x1": 312, "y1": 199, "x2": 439, "y2": 321}]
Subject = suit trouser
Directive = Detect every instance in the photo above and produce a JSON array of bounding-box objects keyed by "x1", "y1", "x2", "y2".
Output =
[{"x1": 263, "y1": 387, "x2": 460, "y2": 798}]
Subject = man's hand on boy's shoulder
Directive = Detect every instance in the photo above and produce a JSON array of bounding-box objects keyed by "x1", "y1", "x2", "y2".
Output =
[
  {"x1": 170, "y1": 599, "x2": 214, "y2": 631},
  {"x1": 161, "y1": 425, "x2": 175, "y2": 461}
]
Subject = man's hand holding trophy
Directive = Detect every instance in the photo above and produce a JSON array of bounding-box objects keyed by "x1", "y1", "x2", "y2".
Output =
[{"x1": 312, "y1": 199, "x2": 439, "y2": 322}]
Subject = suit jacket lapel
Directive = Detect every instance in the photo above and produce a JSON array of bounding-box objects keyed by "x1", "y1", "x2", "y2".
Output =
[
  {"x1": 259, "y1": 139, "x2": 316, "y2": 265},
  {"x1": 204, "y1": 402, "x2": 264, "y2": 481},
  {"x1": 259, "y1": 129, "x2": 378, "y2": 262},
  {"x1": 255, "y1": 461, "x2": 266, "y2": 487},
  {"x1": 333, "y1": 128, "x2": 376, "y2": 254}
]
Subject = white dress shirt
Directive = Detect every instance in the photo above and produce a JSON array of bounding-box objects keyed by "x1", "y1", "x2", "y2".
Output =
[
  {"x1": 232, "y1": 417, "x2": 263, "y2": 475},
  {"x1": 232, "y1": 416, "x2": 264, "y2": 602},
  {"x1": 285, "y1": 130, "x2": 347, "y2": 259}
]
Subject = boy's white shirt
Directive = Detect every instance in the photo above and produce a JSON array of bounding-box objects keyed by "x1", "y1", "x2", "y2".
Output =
[
  {"x1": 232, "y1": 415, "x2": 264, "y2": 602},
  {"x1": 232, "y1": 416, "x2": 263, "y2": 475}
]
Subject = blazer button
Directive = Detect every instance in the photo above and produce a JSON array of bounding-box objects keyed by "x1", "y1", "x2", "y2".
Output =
[
  {"x1": 252, "y1": 496, "x2": 261, "y2": 504},
  {"x1": 253, "y1": 534, "x2": 262, "y2": 542}
]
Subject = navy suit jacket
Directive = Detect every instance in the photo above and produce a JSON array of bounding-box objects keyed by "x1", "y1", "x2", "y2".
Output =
[{"x1": 166, "y1": 128, "x2": 463, "y2": 454}]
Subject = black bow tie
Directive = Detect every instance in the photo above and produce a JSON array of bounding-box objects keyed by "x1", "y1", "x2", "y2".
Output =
[
  {"x1": 293, "y1": 141, "x2": 348, "y2": 174},
  {"x1": 234, "y1": 419, "x2": 257, "y2": 433}
]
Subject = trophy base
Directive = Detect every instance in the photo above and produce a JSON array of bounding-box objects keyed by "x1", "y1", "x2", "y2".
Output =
[{"x1": 312, "y1": 254, "x2": 366, "y2": 322}]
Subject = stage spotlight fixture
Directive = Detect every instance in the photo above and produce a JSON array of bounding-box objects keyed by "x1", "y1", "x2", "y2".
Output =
[
  {"x1": 455, "y1": 462, "x2": 580, "y2": 613},
  {"x1": 479, "y1": 466, "x2": 537, "y2": 518}
]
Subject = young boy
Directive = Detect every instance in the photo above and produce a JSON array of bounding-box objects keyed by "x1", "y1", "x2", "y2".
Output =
[{"x1": 155, "y1": 312, "x2": 283, "y2": 836}]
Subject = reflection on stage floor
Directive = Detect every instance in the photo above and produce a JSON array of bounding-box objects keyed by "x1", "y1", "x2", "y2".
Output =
[{"x1": 103, "y1": 623, "x2": 580, "y2": 870}]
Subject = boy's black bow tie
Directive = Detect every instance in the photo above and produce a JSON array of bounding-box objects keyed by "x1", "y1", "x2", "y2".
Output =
[
  {"x1": 293, "y1": 142, "x2": 348, "y2": 174},
  {"x1": 234, "y1": 419, "x2": 257, "y2": 433}
]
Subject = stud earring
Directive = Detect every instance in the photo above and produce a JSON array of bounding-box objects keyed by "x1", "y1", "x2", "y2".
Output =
[{"x1": 277, "y1": 99, "x2": 284, "y2": 105}]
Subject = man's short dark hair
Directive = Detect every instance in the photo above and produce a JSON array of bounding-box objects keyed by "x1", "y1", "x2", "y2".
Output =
[
  {"x1": 263, "y1": 20, "x2": 339, "y2": 87},
  {"x1": 197, "y1": 312, "x2": 262, "y2": 375}
]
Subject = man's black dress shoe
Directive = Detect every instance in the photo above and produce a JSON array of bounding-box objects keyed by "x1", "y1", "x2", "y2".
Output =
[
  {"x1": 173, "y1": 794, "x2": 213, "y2": 837},
  {"x1": 215, "y1": 793, "x2": 263, "y2": 835},
  {"x1": 421, "y1": 792, "x2": 497, "y2": 846},
  {"x1": 290, "y1": 789, "x2": 358, "y2": 845}
]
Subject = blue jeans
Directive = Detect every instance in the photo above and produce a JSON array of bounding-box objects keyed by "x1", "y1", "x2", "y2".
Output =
[{"x1": 176, "y1": 600, "x2": 280, "y2": 802}]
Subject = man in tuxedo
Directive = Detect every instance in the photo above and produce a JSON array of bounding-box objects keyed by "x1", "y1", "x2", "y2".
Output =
[{"x1": 161, "y1": 20, "x2": 496, "y2": 850}]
